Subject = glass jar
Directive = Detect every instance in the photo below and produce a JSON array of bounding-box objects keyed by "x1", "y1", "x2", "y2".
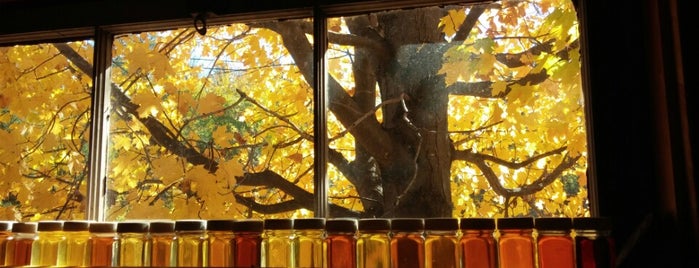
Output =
[
  {"x1": 325, "y1": 218, "x2": 357, "y2": 268},
  {"x1": 59, "y1": 220, "x2": 91, "y2": 267},
  {"x1": 535, "y1": 217, "x2": 574, "y2": 268},
  {"x1": 357, "y1": 218, "x2": 391, "y2": 268},
  {"x1": 261, "y1": 219, "x2": 293, "y2": 268},
  {"x1": 573, "y1": 217, "x2": 615, "y2": 268},
  {"x1": 460, "y1": 218, "x2": 497, "y2": 268},
  {"x1": 175, "y1": 219, "x2": 207, "y2": 267},
  {"x1": 89, "y1": 221, "x2": 118, "y2": 267},
  {"x1": 116, "y1": 221, "x2": 150, "y2": 267},
  {"x1": 293, "y1": 218, "x2": 325, "y2": 268},
  {"x1": 30, "y1": 220, "x2": 65, "y2": 267},
  {"x1": 149, "y1": 220, "x2": 176, "y2": 267},
  {"x1": 207, "y1": 219, "x2": 235, "y2": 267},
  {"x1": 0, "y1": 221, "x2": 13, "y2": 266},
  {"x1": 497, "y1": 217, "x2": 536, "y2": 268},
  {"x1": 4, "y1": 222, "x2": 37, "y2": 267},
  {"x1": 390, "y1": 218, "x2": 425, "y2": 268},
  {"x1": 424, "y1": 218, "x2": 459, "y2": 268},
  {"x1": 232, "y1": 219, "x2": 263, "y2": 267}
]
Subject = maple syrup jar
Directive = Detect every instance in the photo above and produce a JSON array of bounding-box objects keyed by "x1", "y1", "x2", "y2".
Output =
[
  {"x1": 535, "y1": 217, "x2": 574, "y2": 268},
  {"x1": 460, "y1": 218, "x2": 497, "y2": 268},
  {"x1": 149, "y1": 220, "x2": 176, "y2": 267},
  {"x1": 88, "y1": 221, "x2": 118, "y2": 267},
  {"x1": 4, "y1": 222, "x2": 37, "y2": 267},
  {"x1": 116, "y1": 221, "x2": 150, "y2": 267},
  {"x1": 0, "y1": 221, "x2": 13, "y2": 266},
  {"x1": 261, "y1": 218, "x2": 294, "y2": 268},
  {"x1": 390, "y1": 218, "x2": 425, "y2": 268},
  {"x1": 232, "y1": 219, "x2": 263, "y2": 267},
  {"x1": 496, "y1": 217, "x2": 536, "y2": 268},
  {"x1": 292, "y1": 218, "x2": 325, "y2": 268},
  {"x1": 357, "y1": 218, "x2": 391, "y2": 268},
  {"x1": 30, "y1": 220, "x2": 65, "y2": 267},
  {"x1": 175, "y1": 219, "x2": 207, "y2": 267},
  {"x1": 423, "y1": 218, "x2": 459, "y2": 268},
  {"x1": 325, "y1": 218, "x2": 358, "y2": 268},
  {"x1": 573, "y1": 217, "x2": 615, "y2": 268},
  {"x1": 206, "y1": 219, "x2": 235, "y2": 267},
  {"x1": 59, "y1": 220, "x2": 91, "y2": 267}
]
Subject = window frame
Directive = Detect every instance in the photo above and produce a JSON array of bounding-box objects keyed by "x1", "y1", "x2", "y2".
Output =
[{"x1": 0, "y1": 0, "x2": 597, "y2": 221}]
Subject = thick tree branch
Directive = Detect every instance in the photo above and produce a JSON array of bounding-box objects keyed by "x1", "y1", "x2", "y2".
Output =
[
  {"x1": 447, "y1": 68, "x2": 549, "y2": 98},
  {"x1": 453, "y1": 146, "x2": 581, "y2": 197},
  {"x1": 452, "y1": 5, "x2": 488, "y2": 42},
  {"x1": 257, "y1": 21, "x2": 400, "y2": 168},
  {"x1": 54, "y1": 43, "x2": 218, "y2": 172},
  {"x1": 234, "y1": 170, "x2": 361, "y2": 217}
]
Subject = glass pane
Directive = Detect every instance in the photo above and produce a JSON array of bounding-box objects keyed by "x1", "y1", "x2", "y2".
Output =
[
  {"x1": 0, "y1": 41, "x2": 93, "y2": 220},
  {"x1": 106, "y1": 18, "x2": 314, "y2": 220},
  {"x1": 326, "y1": 0, "x2": 588, "y2": 218}
]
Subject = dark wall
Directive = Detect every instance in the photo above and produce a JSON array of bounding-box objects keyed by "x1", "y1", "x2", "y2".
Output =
[{"x1": 586, "y1": 0, "x2": 698, "y2": 267}]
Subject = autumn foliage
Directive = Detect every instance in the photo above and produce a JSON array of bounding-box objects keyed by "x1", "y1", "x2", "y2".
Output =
[{"x1": 0, "y1": 0, "x2": 588, "y2": 221}]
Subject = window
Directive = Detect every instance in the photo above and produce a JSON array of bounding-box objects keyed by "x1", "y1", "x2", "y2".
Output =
[
  {"x1": 0, "y1": 41, "x2": 93, "y2": 220},
  {"x1": 0, "y1": 0, "x2": 590, "y2": 221}
]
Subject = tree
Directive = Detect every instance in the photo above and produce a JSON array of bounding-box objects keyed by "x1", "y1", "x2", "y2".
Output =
[{"x1": 0, "y1": 0, "x2": 587, "y2": 220}]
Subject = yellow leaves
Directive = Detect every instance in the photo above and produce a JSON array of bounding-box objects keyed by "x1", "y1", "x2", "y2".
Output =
[
  {"x1": 132, "y1": 92, "x2": 163, "y2": 118},
  {"x1": 0, "y1": 129, "x2": 22, "y2": 164},
  {"x1": 478, "y1": 53, "x2": 496, "y2": 76},
  {"x1": 439, "y1": 8, "x2": 466, "y2": 37},
  {"x1": 215, "y1": 158, "x2": 243, "y2": 184},
  {"x1": 491, "y1": 81, "x2": 508, "y2": 96},
  {"x1": 152, "y1": 156, "x2": 184, "y2": 185},
  {"x1": 287, "y1": 152, "x2": 303, "y2": 164},
  {"x1": 126, "y1": 45, "x2": 174, "y2": 79},
  {"x1": 213, "y1": 126, "x2": 234, "y2": 148},
  {"x1": 439, "y1": 60, "x2": 469, "y2": 86},
  {"x1": 196, "y1": 93, "x2": 226, "y2": 116}
]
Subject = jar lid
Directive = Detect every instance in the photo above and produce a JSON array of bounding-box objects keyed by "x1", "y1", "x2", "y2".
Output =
[
  {"x1": 37, "y1": 220, "x2": 64, "y2": 232},
  {"x1": 390, "y1": 218, "x2": 424, "y2": 232},
  {"x1": 175, "y1": 220, "x2": 206, "y2": 231},
  {"x1": 232, "y1": 219, "x2": 264, "y2": 233},
  {"x1": 534, "y1": 217, "x2": 572, "y2": 230},
  {"x1": 12, "y1": 222, "x2": 37, "y2": 233},
  {"x1": 293, "y1": 218, "x2": 325, "y2": 230},
  {"x1": 497, "y1": 217, "x2": 534, "y2": 229},
  {"x1": 263, "y1": 219, "x2": 293, "y2": 230},
  {"x1": 117, "y1": 221, "x2": 149, "y2": 233},
  {"x1": 572, "y1": 217, "x2": 612, "y2": 231},
  {"x1": 460, "y1": 218, "x2": 495, "y2": 230},
  {"x1": 149, "y1": 221, "x2": 176, "y2": 233},
  {"x1": 358, "y1": 218, "x2": 390, "y2": 232},
  {"x1": 325, "y1": 218, "x2": 357, "y2": 233},
  {"x1": 63, "y1": 220, "x2": 91, "y2": 231},
  {"x1": 424, "y1": 218, "x2": 458, "y2": 231},
  {"x1": 206, "y1": 220, "x2": 235, "y2": 231},
  {"x1": 0, "y1": 221, "x2": 15, "y2": 231},
  {"x1": 89, "y1": 222, "x2": 117, "y2": 233}
]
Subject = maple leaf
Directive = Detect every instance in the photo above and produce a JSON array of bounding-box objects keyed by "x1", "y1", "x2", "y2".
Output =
[
  {"x1": 212, "y1": 125, "x2": 234, "y2": 148},
  {"x1": 196, "y1": 93, "x2": 226, "y2": 115}
]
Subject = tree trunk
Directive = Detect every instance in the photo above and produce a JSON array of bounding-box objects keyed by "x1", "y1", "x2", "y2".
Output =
[{"x1": 358, "y1": 7, "x2": 454, "y2": 217}]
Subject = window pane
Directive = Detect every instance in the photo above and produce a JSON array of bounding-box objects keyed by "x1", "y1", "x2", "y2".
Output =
[
  {"x1": 106, "y1": 19, "x2": 315, "y2": 220},
  {"x1": 326, "y1": 0, "x2": 588, "y2": 218},
  {"x1": 0, "y1": 41, "x2": 93, "y2": 220}
]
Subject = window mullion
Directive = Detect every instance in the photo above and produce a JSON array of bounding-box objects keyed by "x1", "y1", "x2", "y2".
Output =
[
  {"x1": 313, "y1": 6, "x2": 329, "y2": 218},
  {"x1": 86, "y1": 27, "x2": 114, "y2": 222}
]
